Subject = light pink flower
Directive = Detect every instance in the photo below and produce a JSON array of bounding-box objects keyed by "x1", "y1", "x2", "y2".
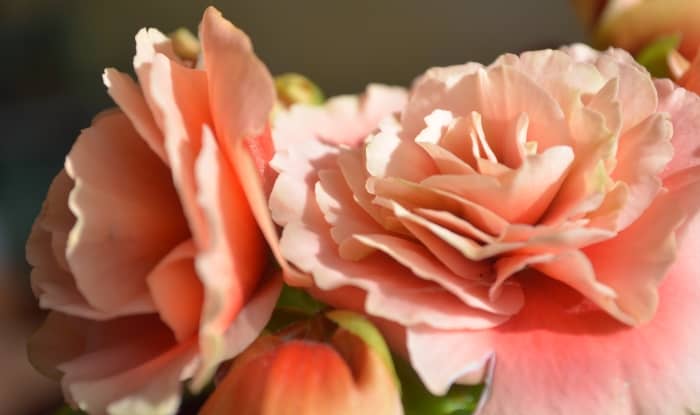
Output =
[
  {"x1": 27, "y1": 8, "x2": 283, "y2": 414},
  {"x1": 270, "y1": 45, "x2": 700, "y2": 414}
]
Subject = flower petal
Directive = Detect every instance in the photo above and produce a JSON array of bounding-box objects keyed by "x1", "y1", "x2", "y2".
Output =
[
  {"x1": 191, "y1": 125, "x2": 267, "y2": 387},
  {"x1": 146, "y1": 240, "x2": 202, "y2": 342},
  {"x1": 65, "y1": 110, "x2": 188, "y2": 314}
]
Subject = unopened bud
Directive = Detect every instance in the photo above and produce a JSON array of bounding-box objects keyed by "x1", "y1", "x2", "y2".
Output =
[
  {"x1": 275, "y1": 73, "x2": 324, "y2": 108},
  {"x1": 169, "y1": 27, "x2": 200, "y2": 62}
]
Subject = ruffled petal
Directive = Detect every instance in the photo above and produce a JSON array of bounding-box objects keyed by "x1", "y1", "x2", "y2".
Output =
[{"x1": 65, "y1": 111, "x2": 188, "y2": 314}]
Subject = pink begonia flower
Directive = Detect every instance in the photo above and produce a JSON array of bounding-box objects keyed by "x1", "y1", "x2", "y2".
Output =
[
  {"x1": 270, "y1": 45, "x2": 700, "y2": 414},
  {"x1": 574, "y1": 0, "x2": 700, "y2": 60},
  {"x1": 27, "y1": 7, "x2": 286, "y2": 414}
]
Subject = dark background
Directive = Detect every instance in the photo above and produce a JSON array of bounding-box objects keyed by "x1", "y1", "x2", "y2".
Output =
[{"x1": 0, "y1": 1, "x2": 586, "y2": 413}]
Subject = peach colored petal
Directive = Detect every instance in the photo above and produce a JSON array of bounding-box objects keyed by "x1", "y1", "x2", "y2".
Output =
[
  {"x1": 657, "y1": 79, "x2": 700, "y2": 179},
  {"x1": 337, "y1": 149, "x2": 400, "y2": 231},
  {"x1": 27, "y1": 171, "x2": 90, "y2": 316},
  {"x1": 585, "y1": 78, "x2": 623, "y2": 136},
  {"x1": 542, "y1": 118, "x2": 616, "y2": 225},
  {"x1": 66, "y1": 342, "x2": 196, "y2": 415},
  {"x1": 585, "y1": 190, "x2": 685, "y2": 325},
  {"x1": 102, "y1": 69, "x2": 167, "y2": 163},
  {"x1": 147, "y1": 54, "x2": 211, "y2": 246},
  {"x1": 233, "y1": 134, "x2": 312, "y2": 287},
  {"x1": 29, "y1": 222, "x2": 151, "y2": 320},
  {"x1": 146, "y1": 240, "x2": 202, "y2": 342},
  {"x1": 352, "y1": 233, "x2": 522, "y2": 316},
  {"x1": 422, "y1": 146, "x2": 574, "y2": 224},
  {"x1": 530, "y1": 251, "x2": 630, "y2": 324},
  {"x1": 269, "y1": 138, "x2": 339, "y2": 227},
  {"x1": 280, "y1": 221, "x2": 511, "y2": 330},
  {"x1": 192, "y1": 274, "x2": 284, "y2": 392},
  {"x1": 406, "y1": 214, "x2": 700, "y2": 414},
  {"x1": 195, "y1": 8, "x2": 313, "y2": 289},
  {"x1": 414, "y1": 110, "x2": 473, "y2": 166},
  {"x1": 495, "y1": 50, "x2": 606, "y2": 116},
  {"x1": 314, "y1": 169, "x2": 386, "y2": 259},
  {"x1": 192, "y1": 273, "x2": 282, "y2": 389},
  {"x1": 199, "y1": 6, "x2": 275, "y2": 162},
  {"x1": 610, "y1": 112, "x2": 673, "y2": 229},
  {"x1": 219, "y1": 273, "x2": 283, "y2": 361},
  {"x1": 400, "y1": 63, "x2": 484, "y2": 139},
  {"x1": 398, "y1": 212, "x2": 495, "y2": 278},
  {"x1": 423, "y1": 65, "x2": 569, "y2": 151},
  {"x1": 273, "y1": 84, "x2": 407, "y2": 150},
  {"x1": 663, "y1": 167, "x2": 700, "y2": 246},
  {"x1": 367, "y1": 177, "x2": 509, "y2": 236},
  {"x1": 191, "y1": 126, "x2": 266, "y2": 386},
  {"x1": 28, "y1": 312, "x2": 92, "y2": 380},
  {"x1": 29, "y1": 313, "x2": 196, "y2": 415},
  {"x1": 365, "y1": 129, "x2": 437, "y2": 182},
  {"x1": 65, "y1": 110, "x2": 188, "y2": 314},
  {"x1": 569, "y1": 45, "x2": 658, "y2": 134}
]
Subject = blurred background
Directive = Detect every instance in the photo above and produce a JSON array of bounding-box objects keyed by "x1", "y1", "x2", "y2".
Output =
[{"x1": 0, "y1": 1, "x2": 585, "y2": 413}]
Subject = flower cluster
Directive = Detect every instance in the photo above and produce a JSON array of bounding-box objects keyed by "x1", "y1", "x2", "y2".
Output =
[{"x1": 26, "y1": 5, "x2": 700, "y2": 415}]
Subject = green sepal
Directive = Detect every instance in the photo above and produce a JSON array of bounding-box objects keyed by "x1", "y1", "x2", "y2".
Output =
[
  {"x1": 326, "y1": 310, "x2": 400, "y2": 390},
  {"x1": 395, "y1": 356, "x2": 484, "y2": 415},
  {"x1": 266, "y1": 284, "x2": 326, "y2": 332},
  {"x1": 276, "y1": 284, "x2": 325, "y2": 314},
  {"x1": 635, "y1": 34, "x2": 682, "y2": 78}
]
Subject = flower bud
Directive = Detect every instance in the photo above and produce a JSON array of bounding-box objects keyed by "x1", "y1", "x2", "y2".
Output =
[
  {"x1": 275, "y1": 73, "x2": 324, "y2": 108},
  {"x1": 199, "y1": 312, "x2": 402, "y2": 415},
  {"x1": 169, "y1": 27, "x2": 201, "y2": 61}
]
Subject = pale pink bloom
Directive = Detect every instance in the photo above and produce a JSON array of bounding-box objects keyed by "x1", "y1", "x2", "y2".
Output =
[
  {"x1": 270, "y1": 45, "x2": 700, "y2": 414},
  {"x1": 27, "y1": 7, "x2": 283, "y2": 414}
]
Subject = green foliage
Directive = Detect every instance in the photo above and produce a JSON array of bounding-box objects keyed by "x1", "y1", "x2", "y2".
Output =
[
  {"x1": 265, "y1": 284, "x2": 326, "y2": 332},
  {"x1": 53, "y1": 406, "x2": 87, "y2": 415},
  {"x1": 395, "y1": 356, "x2": 484, "y2": 415},
  {"x1": 636, "y1": 34, "x2": 682, "y2": 78},
  {"x1": 276, "y1": 284, "x2": 326, "y2": 314}
]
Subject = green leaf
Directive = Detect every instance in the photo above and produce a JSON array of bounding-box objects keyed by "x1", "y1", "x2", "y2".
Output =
[
  {"x1": 325, "y1": 310, "x2": 399, "y2": 390},
  {"x1": 395, "y1": 356, "x2": 484, "y2": 415},
  {"x1": 265, "y1": 284, "x2": 326, "y2": 332},
  {"x1": 53, "y1": 405, "x2": 87, "y2": 415},
  {"x1": 276, "y1": 284, "x2": 326, "y2": 314},
  {"x1": 635, "y1": 34, "x2": 682, "y2": 78}
]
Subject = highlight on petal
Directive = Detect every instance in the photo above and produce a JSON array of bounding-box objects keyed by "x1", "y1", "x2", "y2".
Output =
[
  {"x1": 191, "y1": 125, "x2": 267, "y2": 387},
  {"x1": 199, "y1": 6, "x2": 275, "y2": 160}
]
